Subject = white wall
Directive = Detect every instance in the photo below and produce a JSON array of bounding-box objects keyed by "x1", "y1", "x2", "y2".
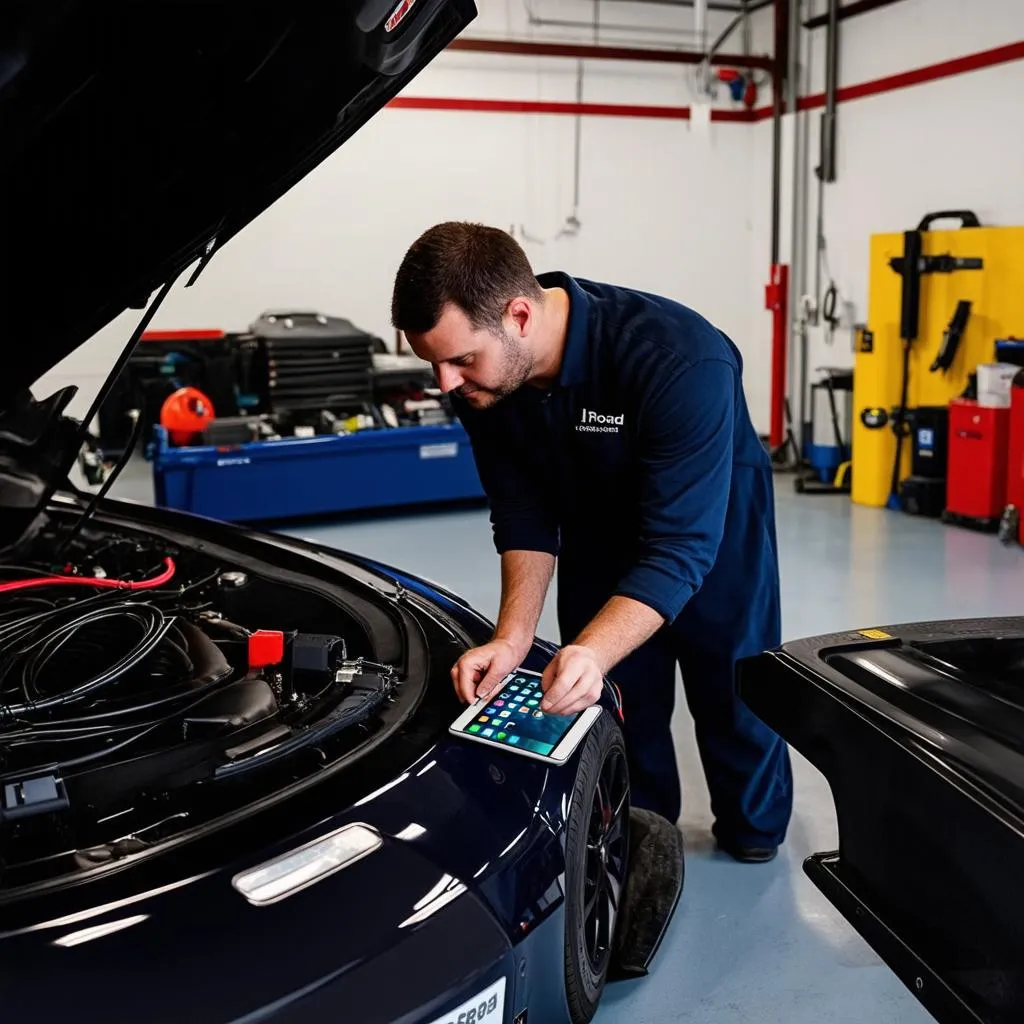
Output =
[
  {"x1": 769, "y1": 0, "x2": 1024, "y2": 432},
  {"x1": 45, "y1": 0, "x2": 1023, "y2": 445},
  {"x1": 38, "y1": 0, "x2": 776, "y2": 432}
]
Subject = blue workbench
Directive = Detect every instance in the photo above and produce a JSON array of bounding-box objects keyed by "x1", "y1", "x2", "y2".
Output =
[{"x1": 147, "y1": 422, "x2": 485, "y2": 523}]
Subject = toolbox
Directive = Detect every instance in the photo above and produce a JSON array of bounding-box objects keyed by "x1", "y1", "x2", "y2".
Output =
[
  {"x1": 148, "y1": 421, "x2": 486, "y2": 523},
  {"x1": 943, "y1": 399, "x2": 1011, "y2": 531}
]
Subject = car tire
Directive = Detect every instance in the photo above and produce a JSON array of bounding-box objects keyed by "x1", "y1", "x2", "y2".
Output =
[{"x1": 563, "y1": 711, "x2": 630, "y2": 1024}]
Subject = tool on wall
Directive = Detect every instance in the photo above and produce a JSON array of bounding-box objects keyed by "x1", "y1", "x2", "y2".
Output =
[
  {"x1": 930, "y1": 299, "x2": 972, "y2": 373},
  {"x1": 884, "y1": 210, "x2": 984, "y2": 510}
]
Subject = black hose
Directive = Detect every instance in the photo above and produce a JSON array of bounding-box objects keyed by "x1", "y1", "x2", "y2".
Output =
[
  {"x1": 0, "y1": 603, "x2": 173, "y2": 719},
  {"x1": 9, "y1": 667, "x2": 232, "y2": 732},
  {"x1": 888, "y1": 341, "x2": 912, "y2": 504},
  {"x1": 53, "y1": 687, "x2": 220, "y2": 770}
]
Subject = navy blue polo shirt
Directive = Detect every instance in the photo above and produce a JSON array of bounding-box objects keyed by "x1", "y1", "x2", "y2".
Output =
[{"x1": 452, "y1": 271, "x2": 773, "y2": 625}]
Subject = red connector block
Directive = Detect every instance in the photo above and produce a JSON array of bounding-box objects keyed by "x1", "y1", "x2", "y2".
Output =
[{"x1": 248, "y1": 629, "x2": 285, "y2": 669}]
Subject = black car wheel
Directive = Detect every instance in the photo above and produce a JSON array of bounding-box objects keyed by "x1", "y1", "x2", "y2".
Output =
[{"x1": 563, "y1": 712, "x2": 630, "y2": 1023}]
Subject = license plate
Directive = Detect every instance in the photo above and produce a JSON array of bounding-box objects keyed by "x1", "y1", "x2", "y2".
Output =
[{"x1": 426, "y1": 977, "x2": 505, "y2": 1024}]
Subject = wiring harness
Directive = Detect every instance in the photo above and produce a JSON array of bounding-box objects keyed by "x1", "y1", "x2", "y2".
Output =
[
  {"x1": 0, "y1": 542, "x2": 396, "y2": 832},
  {"x1": 0, "y1": 557, "x2": 235, "y2": 774}
]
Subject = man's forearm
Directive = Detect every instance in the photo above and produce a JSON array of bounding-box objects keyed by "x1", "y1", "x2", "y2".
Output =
[
  {"x1": 492, "y1": 549, "x2": 556, "y2": 658},
  {"x1": 571, "y1": 596, "x2": 666, "y2": 675}
]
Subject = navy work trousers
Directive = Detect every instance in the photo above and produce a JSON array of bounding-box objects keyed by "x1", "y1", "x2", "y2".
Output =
[{"x1": 555, "y1": 468, "x2": 794, "y2": 848}]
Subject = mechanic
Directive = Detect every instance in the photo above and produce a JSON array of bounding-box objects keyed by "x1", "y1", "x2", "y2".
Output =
[{"x1": 390, "y1": 222, "x2": 793, "y2": 863}]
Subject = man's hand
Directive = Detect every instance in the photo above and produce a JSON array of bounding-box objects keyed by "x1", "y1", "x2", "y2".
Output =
[
  {"x1": 540, "y1": 645, "x2": 605, "y2": 716},
  {"x1": 539, "y1": 596, "x2": 667, "y2": 717},
  {"x1": 451, "y1": 638, "x2": 522, "y2": 704}
]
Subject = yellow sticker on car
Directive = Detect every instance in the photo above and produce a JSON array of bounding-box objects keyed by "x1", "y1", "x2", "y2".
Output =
[{"x1": 858, "y1": 629, "x2": 892, "y2": 640}]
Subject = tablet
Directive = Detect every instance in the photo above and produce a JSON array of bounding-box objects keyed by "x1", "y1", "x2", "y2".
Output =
[{"x1": 448, "y1": 667, "x2": 601, "y2": 765}]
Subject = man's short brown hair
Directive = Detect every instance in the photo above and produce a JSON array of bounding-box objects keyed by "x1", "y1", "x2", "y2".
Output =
[{"x1": 391, "y1": 222, "x2": 543, "y2": 335}]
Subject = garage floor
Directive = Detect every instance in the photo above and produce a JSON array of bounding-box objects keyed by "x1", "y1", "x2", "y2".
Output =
[{"x1": 112, "y1": 464, "x2": 1024, "y2": 1022}]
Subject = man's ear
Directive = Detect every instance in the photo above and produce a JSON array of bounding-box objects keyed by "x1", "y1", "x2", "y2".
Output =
[{"x1": 506, "y1": 296, "x2": 533, "y2": 337}]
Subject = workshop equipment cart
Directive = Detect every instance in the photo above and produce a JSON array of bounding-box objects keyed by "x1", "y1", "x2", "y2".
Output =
[{"x1": 148, "y1": 422, "x2": 485, "y2": 523}]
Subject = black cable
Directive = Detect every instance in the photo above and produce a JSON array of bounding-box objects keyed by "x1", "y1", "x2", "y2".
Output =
[
  {"x1": 133, "y1": 568, "x2": 222, "y2": 603},
  {"x1": 888, "y1": 341, "x2": 912, "y2": 504},
  {"x1": 6, "y1": 668, "x2": 231, "y2": 732},
  {"x1": 0, "y1": 552, "x2": 247, "y2": 783},
  {"x1": 53, "y1": 684, "x2": 237, "y2": 770},
  {"x1": 17, "y1": 610, "x2": 170, "y2": 713},
  {"x1": 0, "y1": 602, "x2": 174, "y2": 719},
  {"x1": 822, "y1": 282, "x2": 840, "y2": 344},
  {"x1": 0, "y1": 565, "x2": 62, "y2": 579}
]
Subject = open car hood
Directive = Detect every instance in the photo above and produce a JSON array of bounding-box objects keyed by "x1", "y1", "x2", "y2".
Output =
[{"x1": 0, "y1": 0, "x2": 475, "y2": 407}]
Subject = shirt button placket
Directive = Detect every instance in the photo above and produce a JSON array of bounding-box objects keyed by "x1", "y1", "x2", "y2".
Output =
[{"x1": 543, "y1": 392, "x2": 574, "y2": 509}]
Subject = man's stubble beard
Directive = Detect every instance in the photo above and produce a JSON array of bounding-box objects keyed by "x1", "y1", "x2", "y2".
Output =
[{"x1": 459, "y1": 329, "x2": 534, "y2": 407}]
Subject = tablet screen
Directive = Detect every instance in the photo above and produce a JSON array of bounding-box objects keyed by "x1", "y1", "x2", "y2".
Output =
[{"x1": 455, "y1": 670, "x2": 580, "y2": 757}]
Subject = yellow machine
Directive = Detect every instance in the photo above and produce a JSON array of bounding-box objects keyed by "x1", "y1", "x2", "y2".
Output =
[{"x1": 853, "y1": 213, "x2": 1024, "y2": 508}]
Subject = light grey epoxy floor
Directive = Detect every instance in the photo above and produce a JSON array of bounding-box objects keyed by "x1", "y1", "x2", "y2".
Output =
[{"x1": 110, "y1": 464, "x2": 1024, "y2": 1022}]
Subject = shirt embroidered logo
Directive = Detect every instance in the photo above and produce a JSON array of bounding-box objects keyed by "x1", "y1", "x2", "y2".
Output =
[{"x1": 577, "y1": 408, "x2": 624, "y2": 434}]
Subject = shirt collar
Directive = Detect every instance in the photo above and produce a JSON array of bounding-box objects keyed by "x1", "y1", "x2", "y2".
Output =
[{"x1": 536, "y1": 270, "x2": 589, "y2": 389}]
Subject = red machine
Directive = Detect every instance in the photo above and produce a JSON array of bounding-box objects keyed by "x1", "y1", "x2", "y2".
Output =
[
  {"x1": 943, "y1": 398, "x2": 1011, "y2": 531},
  {"x1": 160, "y1": 386, "x2": 215, "y2": 446},
  {"x1": 1004, "y1": 374, "x2": 1024, "y2": 543}
]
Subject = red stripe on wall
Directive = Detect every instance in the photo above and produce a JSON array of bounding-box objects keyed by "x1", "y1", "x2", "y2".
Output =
[
  {"x1": 388, "y1": 95, "x2": 754, "y2": 122},
  {"x1": 389, "y1": 39, "x2": 1024, "y2": 123},
  {"x1": 140, "y1": 330, "x2": 225, "y2": 341},
  {"x1": 751, "y1": 39, "x2": 1024, "y2": 120}
]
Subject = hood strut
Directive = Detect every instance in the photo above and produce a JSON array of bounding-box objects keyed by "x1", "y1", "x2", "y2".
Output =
[{"x1": 54, "y1": 269, "x2": 185, "y2": 558}]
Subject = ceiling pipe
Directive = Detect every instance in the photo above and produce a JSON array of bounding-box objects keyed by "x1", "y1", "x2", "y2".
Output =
[
  {"x1": 521, "y1": 0, "x2": 710, "y2": 42},
  {"x1": 766, "y1": 0, "x2": 790, "y2": 455},
  {"x1": 786, "y1": 0, "x2": 809, "y2": 452},
  {"x1": 817, "y1": 0, "x2": 840, "y2": 184},
  {"x1": 447, "y1": 37, "x2": 775, "y2": 71},
  {"x1": 694, "y1": 0, "x2": 708, "y2": 51},
  {"x1": 605, "y1": 0, "x2": 749, "y2": 8},
  {"x1": 707, "y1": 0, "x2": 774, "y2": 60},
  {"x1": 804, "y1": 0, "x2": 907, "y2": 28},
  {"x1": 513, "y1": 17, "x2": 707, "y2": 37},
  {"x1": 769, "y1": 0, "x2": 788, "y2": 265}
]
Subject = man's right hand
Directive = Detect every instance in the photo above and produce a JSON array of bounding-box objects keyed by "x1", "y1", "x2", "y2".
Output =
[{"x1": 451, "y1": 638, "x2": 523, "y2": 704}]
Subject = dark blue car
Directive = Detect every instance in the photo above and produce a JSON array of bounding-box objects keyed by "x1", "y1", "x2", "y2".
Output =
[{"x1": 0, "y1": 5, "x2": 682, "y2": 1022}]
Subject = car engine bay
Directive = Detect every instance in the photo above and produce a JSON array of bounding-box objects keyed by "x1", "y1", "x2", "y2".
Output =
[{"x1": 0, "y1": 511, "x2": 403, "y2": 894}]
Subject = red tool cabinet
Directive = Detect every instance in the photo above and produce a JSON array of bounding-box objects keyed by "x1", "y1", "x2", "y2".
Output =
[{"x1": 943, "y1": 399, "x2": 1011, "y2": 531}]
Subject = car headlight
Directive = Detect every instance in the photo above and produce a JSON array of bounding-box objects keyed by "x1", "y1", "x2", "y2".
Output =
[{"x1": 232, "y1": 822, "x2": 382, "y2": 905}]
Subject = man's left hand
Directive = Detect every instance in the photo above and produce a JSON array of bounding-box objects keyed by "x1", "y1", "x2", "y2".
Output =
[{"x1": 540, "y1": 645, "x2": 605, "y2": 716}]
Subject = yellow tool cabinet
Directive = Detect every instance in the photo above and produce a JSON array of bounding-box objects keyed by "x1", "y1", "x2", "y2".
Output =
[{"x1": 852, "y1": 219, "x2": 1024, "y2": 508}]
